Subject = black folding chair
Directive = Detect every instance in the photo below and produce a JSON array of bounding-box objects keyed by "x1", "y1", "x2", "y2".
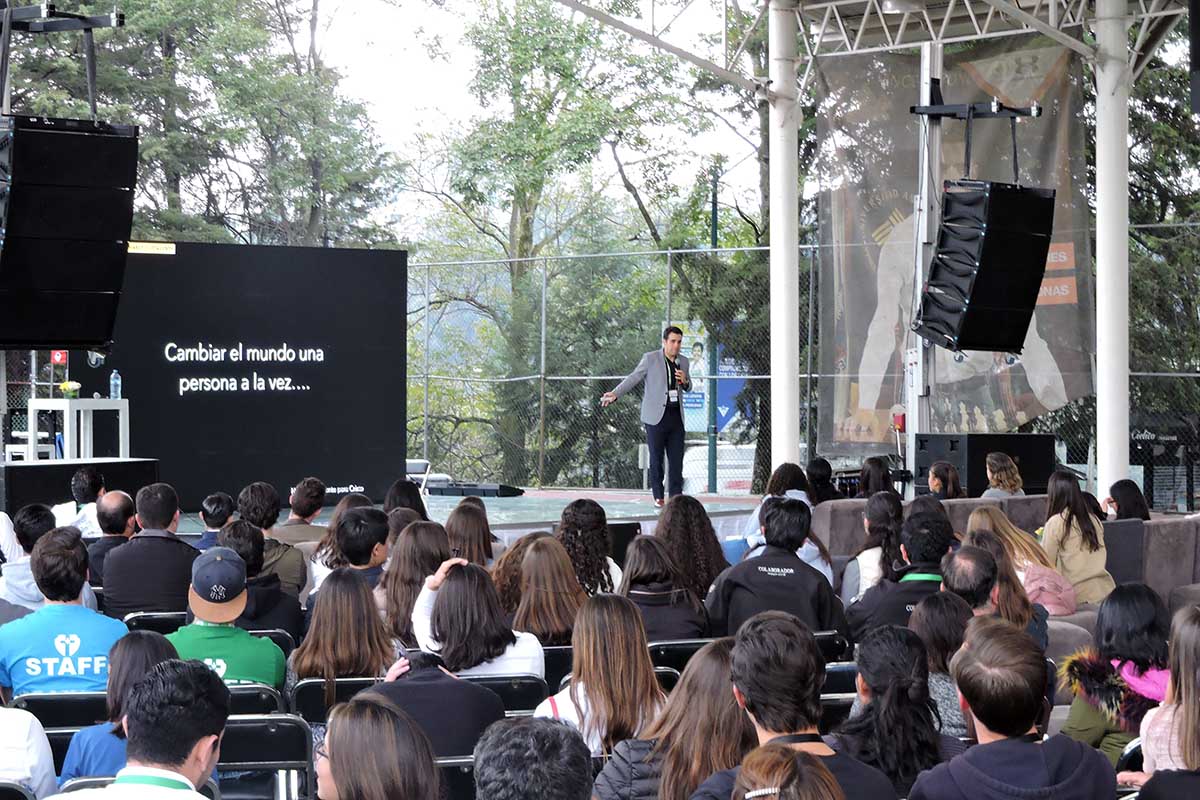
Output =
[
  {"x1": 1116, "y1": 738, "x2": 1143, "y2": 772},
  {"x1": 557, "y1": 667, "x2": 680, "y2": 694},
  {"x1": 250, "y1": 629, "x2": 297, "y2": 658},
  {"x1": 288, "y1": 677, "x2": 380, "y2": 725},
  {"x1": 819, "y1": 693, "x2": 856, "y2": 733},
  {"x1": 814, "y1": 630, "x2": 850, "y2": 662},
  {"x1": 0, "y1": 782, "x2": 35, "y2": 800},
  {"x1": 647, "y1": 638, "x2": 715, "y2": 674},
  {"x1": 437, "y1": 756, "x2": 476, "y2": 800},
  {"x1": 822, "y1": 661, "x2": 859, "y2": 695},
  {"x1": 218, "y1": 714, "x2": 313, "y2": 800},
  {"x1": 10, "y1": 691, "x2": 108, "y2": 774},
  {"x1": 542, "y1": 646, "x2": 573, "y2": 693},
  {"x1": 461, "y1": 674, "x2": 548, "y2": 716},
  {"x1": 229, "y1": 683, "x2": 286, "y2": 714},
  {"x1": 123, "y1": 611, "x2": 188, "y2": 635}
]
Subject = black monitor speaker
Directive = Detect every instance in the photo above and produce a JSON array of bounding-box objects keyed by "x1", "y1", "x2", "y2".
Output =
[
  {"x1": 912, "y1": 179, "x2": 1055, "y2": 353},
  {"x1": 0, "y1": 115, "x2": 139, "y2": 350}
]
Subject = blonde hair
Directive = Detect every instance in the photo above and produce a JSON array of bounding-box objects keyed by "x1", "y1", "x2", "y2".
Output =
[
  {"x1": 1167, "y1": 605, "x2": 1200, "y2": 770},
  {"x1": 986, "y1": 452, "x2": 1023, "y2": 493},
  {"x1": 966, "y1": 506, "x2": 1053, "y2": 570}
]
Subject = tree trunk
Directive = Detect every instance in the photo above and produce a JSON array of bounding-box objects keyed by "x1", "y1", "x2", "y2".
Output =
[{"x1": 161, "y1": 32, "x2": 182, "y2": 215}]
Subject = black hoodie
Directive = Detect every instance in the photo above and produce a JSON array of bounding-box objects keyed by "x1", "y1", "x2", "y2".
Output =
[
  {"x1": 907, "y1": 734, "x2": 1116, "y2": 800},
  {"x1": 236, "y1": 573, "x2": 304, "y2": 645}
]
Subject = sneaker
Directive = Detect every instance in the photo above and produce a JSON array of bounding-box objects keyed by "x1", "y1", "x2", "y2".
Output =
[{"x1": 653, "y1": 498, "x2": 665, "y2": 508}]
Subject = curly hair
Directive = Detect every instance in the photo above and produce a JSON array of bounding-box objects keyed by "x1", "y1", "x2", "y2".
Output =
[
  {"x1": 655, "y1": 495, "x2": 729, "y2": 600},
  {"x1": 557, "y1": 499, "x2": 613, "y2": 595}
]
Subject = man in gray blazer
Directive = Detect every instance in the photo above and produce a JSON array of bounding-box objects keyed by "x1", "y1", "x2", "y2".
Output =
[{"x1": 602, "y1": 327, "x2": 692, "y2": 506}]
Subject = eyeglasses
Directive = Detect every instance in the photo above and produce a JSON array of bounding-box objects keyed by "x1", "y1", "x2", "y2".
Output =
[{"x1": 315, "y1": 740, "x2": 328, "y2": 761}]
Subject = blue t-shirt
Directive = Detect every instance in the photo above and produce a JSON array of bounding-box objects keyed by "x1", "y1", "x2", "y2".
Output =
[
  {"x1": 59, "y1": 721, "x2": 127, "y2": 784},
  {"x1": 0, "y1": 604, "x2": 128, "y2": 695}
]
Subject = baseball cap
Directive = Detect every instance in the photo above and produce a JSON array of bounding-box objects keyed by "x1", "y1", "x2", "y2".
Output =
[{"x1": 188, "y1": 546, "x2": 248, "y2": 623}]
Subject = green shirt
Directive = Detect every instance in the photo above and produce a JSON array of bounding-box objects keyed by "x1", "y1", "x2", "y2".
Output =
[{"x1": 167, "y1": 622, "x2": 285, "y2": 689}]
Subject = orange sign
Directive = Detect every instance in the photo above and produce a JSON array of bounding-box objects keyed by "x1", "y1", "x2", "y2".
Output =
[
  {"x1": 1038, "y1": 276, "x2": 1078, "y2": 305},
  {"x1": 1046, "y1": 242, "x2": 1075, "y2": 271}
]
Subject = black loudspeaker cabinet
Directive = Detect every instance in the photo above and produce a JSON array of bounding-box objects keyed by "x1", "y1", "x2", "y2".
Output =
[
  {"x1": 912, "y1": 179, "x2": 1056, "y2": 353},
  {"x1": 0, "y1": 457, "x2": 159, "y2": 515},
  {"x1": 0, "y1": 115, "x2": 139, "y2": 350},
  {"x1": 914, "y1": 433, "x2": 1056, "y2": 498}
]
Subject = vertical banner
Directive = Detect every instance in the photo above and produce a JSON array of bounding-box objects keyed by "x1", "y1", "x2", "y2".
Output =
[{"x1": 815, "y1": 37, "x2": 1094, "y2": 456}]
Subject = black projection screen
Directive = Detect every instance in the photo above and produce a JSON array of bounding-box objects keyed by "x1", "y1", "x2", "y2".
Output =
[{"x1": 70, "y1": 242, "x2": 407, "y2": 510}]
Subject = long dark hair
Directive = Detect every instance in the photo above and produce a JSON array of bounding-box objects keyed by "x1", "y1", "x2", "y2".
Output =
[
  {"x1": 854, "y1": 491, "x2": 903, "y2": 583},
  {"x1": 764, "y1": 463, "x2": 811, "y2": 497},
  {"x1": 379, "y1": 521, "x2": 451, "y2": 647},
  {"x1": 929, "y1": 461, "x2": 964, "y2": 499},
  {"x1": 430, "y1": 563, "x2": 516, "y2": 672},
  {"x1": 1047, "y1": 470, "x2": 1102, "y2": 552},
  {"x1": 445, "y1": 503, "x2": 495, "y2": 565},
  {"x1": 908, "y1": 592, "x2": 973, "y2": 674},
  {"x1": 857, "y1": 457, "x2": 894, "y2": 497},
  {"x1": 805, "y1": 458, "x2": 842, "y2": 505},
  {"x1": 618, "y1": 535, "x2": 703, "y2": 614},
  {"x1": 326, "y1": 693, "x2": 441, "y2": 800},
  {"x1": 491, "y1": 531, "x2": 552, "y2": 614},
  {"x1": 654, "y1": 495, "x2": 728, "y2": 601},
  {"x1": 834, "y1": 626, "x2": 941, "y2": 793},
  {"x1": 1109, "y1": 479, "x2": 1151, "y2": 521},
  {"x1": 557, "y1": 499, "x2": 613, "y2": 595},
  {"x1": 314, "y1": 492, "x2": 372, "y2": 568},
  {"x1": 513, "y1": 537, "x2": 586, "y2": 646},
  {"x1": 384, "y1": 479, "x2": 429, "y2": 520},
  {"x1": 106, "y1": 631, "x2": 178, "y2": 733},
  {"x1": 1095, "y1": 582, "x2": 1170, "y2": 672}
]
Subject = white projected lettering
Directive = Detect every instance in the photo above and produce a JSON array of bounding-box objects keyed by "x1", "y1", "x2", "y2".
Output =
[{"x1": 163, "y1": 341, "x2": 325, "y2": 395}]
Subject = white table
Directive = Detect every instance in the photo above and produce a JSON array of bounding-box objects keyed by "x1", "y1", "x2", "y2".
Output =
[{"x1": 26, "y1": 398, "x2": 130, "y2": 460}]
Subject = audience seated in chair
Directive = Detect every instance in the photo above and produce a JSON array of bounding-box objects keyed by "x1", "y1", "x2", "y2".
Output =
[
  {"x1": 846, "y1": 512, "x2": 955, "y2": 642},
  {"x1": 46, "y1": 659, "x2": 231, "y2": 799},
  {"x1": 306, "y1": 507, "x2": 390, "y2": 629},
  {"x1": 315, "y1": 692, "x2": 441, "y2": 799},
  {"x1": 594, "y1": 637, "x2": 756, "y2": 800},
  {"x1": 690, "y1": 611, "x2": 896, "y2": 800},
  {"x1": 980, "y1": 452, "x2": 1025, "y2": 499},
  {"x1": 56, "y1": 466, "x2": 106, "y2": 537},
  {"x1": 943, "y1": 540, "x2": 1049, "y2": 651},
  {"x1": 365, "y1": 650, "x2": 504, "y2": 758},
  {"x1": 856, "y1": 457, "x2": 897, "y2": 498},
  {"x1": 59, "y1": 631, "x2": 178, "y2": 784},
  {"x1": 193, "y1": 492, "x2": 234, "y2": 552},
  {"x1": 705, "y1": 499, "x2": 847, "y2": 638},
  {"x1": 491, "y1": 531, "x2": 553, "y2": 616},
  {"x1": 805, "y1": 458, "x2": 845, "y2": 506},
  {"x1": 0, "y1": 504, "x2": 98, "y2": 612},
  {"x1": 87, "y1": 492, "x2": 136, "y2": 588},
  {"x1": 534, "y1": 594, "x2": 663, "y2": 756},
  {"x1": 215, "y1": 520, "x2": 303, "y2": 644},
  {"x1": 308, "y1": 492, "x2": 372, "y2": 593},
  {"x1": 0, "y1": 527, "x2": 127, "y2": 698},
  {"x1": 826, "y1": 626, "x2": 965, "y2": 795},
  {"x1": 557, "y1": 499, "x2": 623, "y2": 595},
  {"x1": 384, "y1": 478, "x2": 429, "y2": 520},
  {"x1": 733, "y1": 745, "x2": 845, "y2": 800},
  {"x1": 907, "y1": 592, "x2": 973, "y2": 738},
  {"x1": 908, "y1": 617, "x2": 1116, "y2": 800},
  {"x1": 271, "y1": 476, "x2": 327, "y2": 547},
  {"x1": 238, "y1": 482, "x2": 305, "y2": 597},
  {"x1": 618, "y1": 535, "x2": 707, "y2": 641},
  {"x1": 166, "y1": 547, "x2": 285, "y2": 689},
  {"x1": 376, "y1": 520, "x2": 451, "y2": 650},
  {"x1": 474, "y1": 717, "x2": 593, "y2": 800},
  {"x1": 840, "y1": 492, "x2": 904, "y2": 607},
  {"x1": 742, "y1": 462, "x2": 815, "y2": 538},
  {"x1": 446, "y1": 499, "x2": 505, "y2": 568},
  {"x1": 650, "y1": 495, "x2": 730, "y2": 603},
  {"x1": 102, "y1": 483, "x2": 197, "y2": 619},
  {"x1": 1103, "y1": 479, "x2": 1152, "y2": 522},
  {"x1": 744, "y1": 496, "x2": 835, "y2": 587},
  {"x1": 413, "y1": 558, "x2": 545, "y2": 678},
  {"x1": 1059, "y1": 582, "x2": 1169, "y2": 766},
  {"x1": 0, "y1": 705, "x2": 54, "y2": 797},
  {"x1": 1041, "y1": 471, "x2": 1116, "y2": 605},
  {"x1": 965, "y1": 506, "x2": 1076, "y2": 616},
  {"x1": 927, "y1": 460, "x2": 965, "y2": 500},
  {"x1": 1116, "y1": 603, "x2": 1200, "y2": 789},
  {"x1": 513, "y1": 537, "x2": 586, "y2": 646}
]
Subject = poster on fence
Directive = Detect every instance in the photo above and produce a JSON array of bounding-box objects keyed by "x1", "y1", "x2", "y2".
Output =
[
  {"x1": 814, "y1": 36, "x2": 1095, "y2": 456},
  {"x1": 673, "y1": 320, "x2": 748, "y2": 434}
]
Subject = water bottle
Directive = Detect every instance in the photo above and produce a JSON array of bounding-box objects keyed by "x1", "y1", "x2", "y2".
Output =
[{"x1": 109, "y1": 370, "x2": 122, "y2": 400}]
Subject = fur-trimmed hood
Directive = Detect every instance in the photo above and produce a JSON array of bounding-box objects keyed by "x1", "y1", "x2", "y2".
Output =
[{"x1": 1060, "y1": 649, "x2": 1164, "y2": 733}]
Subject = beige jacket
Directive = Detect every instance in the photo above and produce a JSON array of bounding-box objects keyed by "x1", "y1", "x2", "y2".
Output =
[{"x1": 1041, "y1": 511, "x2": 1115, "y2": 605}]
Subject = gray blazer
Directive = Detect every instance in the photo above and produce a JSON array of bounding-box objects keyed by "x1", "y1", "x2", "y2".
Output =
[{"x1": 612, "y1": 349, "x2": 692, "y2": 425}]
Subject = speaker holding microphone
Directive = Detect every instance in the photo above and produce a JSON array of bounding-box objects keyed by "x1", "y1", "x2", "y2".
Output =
[{"x1": 911, "y1": 179, "x2": 1056, "y2": 354}]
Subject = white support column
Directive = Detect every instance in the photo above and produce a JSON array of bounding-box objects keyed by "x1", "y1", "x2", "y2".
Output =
[
  {"x1": 1095, "y1": 0, "x2": 1130, "y2": 495},
  {"x1": 769, "y1": 0, "x2": 802, "y2": 468}
]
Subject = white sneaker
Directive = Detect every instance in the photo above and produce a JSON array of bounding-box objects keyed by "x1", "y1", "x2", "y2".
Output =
[{"x1": 653, "y1": 498, "x2": 665, "y2": 508}]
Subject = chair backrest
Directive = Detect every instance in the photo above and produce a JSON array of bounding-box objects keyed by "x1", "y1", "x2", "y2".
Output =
[
  {"x1": 60, "y1": 777, "x2": 221, "y2": 798},
  {"x1": 822, "y1": 662, "x2": 858, "y2": 695},
  {"x1": 218, "y1": 714, "x2": 313, "y2": 777},
  {"x1": 123, "y1": 611, "x2": 188, "y2": 635},
  {"x1": 542, "y1": 646, "x2": 573, "y2": 694},
  {"x1": 608, "y1": 522, "x2": 640, "y2": 569},
  {"x1": 1102, "y1": 519, "x2": 1146, "y2": 585},
  {"x1": 92, "y1": 586, "x2": 106, "y2": 614},
  {"x1": 460, "y1": 674, "x2": 548, "y2": 716},
  {"x1": 558, "y1": 666, "x2": 681, "y2": 694},
  {"x1": 814, "y1": 630, "x2": 849, "y2": 663},
  {"x1": 250, "y1": 629, "x2": 297, "y2": 658},
  {"x1": 288, "y1": 677, "x2": 380, "y2": 724},
  {"x1": 819, "y1": 693, "x2": 856, "y2": 733},
  {"x1": 437, "y1": 756, "x2": 476, "y2": 800},
  {"x1": 10, "y1": 692, "x2": 108, "y2": 728},
  {"x1": 647, "y1": 638, "x2": 714, "y2": 674},
  {"x1": 0, "y1": 782, "x2": 35, "y2": 800},
  {"x1": 1116, "y1": 737, "x2": 1144, "y2": 773},
  {"x1": 228, "y1": 683, "x2": 286, "y2": 714}
]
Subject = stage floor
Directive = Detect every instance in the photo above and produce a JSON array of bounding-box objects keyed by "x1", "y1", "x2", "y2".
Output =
[{"x1": 176, "y1": 487, "x2": 759, "y2": 543}]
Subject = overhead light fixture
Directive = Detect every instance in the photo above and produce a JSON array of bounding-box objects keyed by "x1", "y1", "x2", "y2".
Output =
[{"x1": 881, "y1": 0, "x2": 926, "y2": 14}]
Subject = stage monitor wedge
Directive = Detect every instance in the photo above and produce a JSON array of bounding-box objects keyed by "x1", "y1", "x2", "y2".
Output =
[
  {"x1": 911, "y1": 179, "x2": 1055, "y2": 354},
  {"x1": 0, "y1": 115, "x2": 139, "y2": 350}
]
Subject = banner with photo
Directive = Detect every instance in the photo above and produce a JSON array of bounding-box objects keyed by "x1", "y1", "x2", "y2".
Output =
[{"x1": 814, "y1": 36, "x2": 1094, "y2": 456}]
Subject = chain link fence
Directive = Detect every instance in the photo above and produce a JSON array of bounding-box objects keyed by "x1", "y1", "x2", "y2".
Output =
[{"x1": 3, "y1": 350, "x2": 69, "y2": 458}]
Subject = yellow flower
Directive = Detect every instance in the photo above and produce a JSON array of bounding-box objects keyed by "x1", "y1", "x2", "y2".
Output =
[{"x1": 58, "y1": 381, "x2": 81, "y2": 392}]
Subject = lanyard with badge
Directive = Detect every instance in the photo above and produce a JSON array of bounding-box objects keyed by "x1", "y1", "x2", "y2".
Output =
[{"x1": 664, "y1": 356, "x2": 679, "y2": 404}]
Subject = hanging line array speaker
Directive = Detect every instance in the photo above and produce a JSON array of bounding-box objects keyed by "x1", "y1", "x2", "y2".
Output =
[
  {"x1": 911, "y1": 179, "x2": 1056, "y2": 353},
  {"x1": 0, "y1": 115, "x2": 140, "y2": 350}
]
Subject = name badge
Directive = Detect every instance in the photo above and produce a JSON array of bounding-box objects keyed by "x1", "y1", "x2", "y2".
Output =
[{"x1": 668, "y1": 389, "x2": 679, "y2": 403}]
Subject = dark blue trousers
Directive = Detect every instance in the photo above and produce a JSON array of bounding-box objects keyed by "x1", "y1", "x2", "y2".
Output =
[{"x1": 646, "y1": 405, "x2": 685, "y2": 500}]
